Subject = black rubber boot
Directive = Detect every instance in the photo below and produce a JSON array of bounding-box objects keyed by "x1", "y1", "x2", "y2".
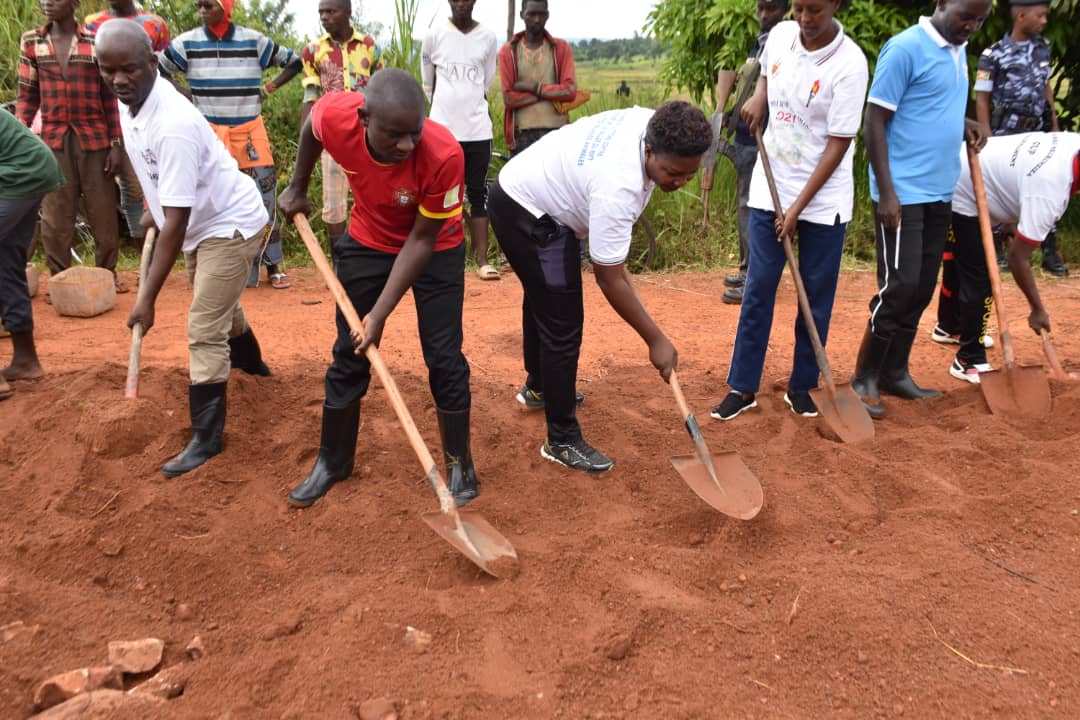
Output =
[
  {"x1": 163, "y1": 382, "x2": 227, "y2": 477},
  {"x1": 437, "y1": 407, "x2": 478, "y2": 507},
  {"x1": 878, "y1": 328, "x2": 939, "y2": 400},
  {"x1": 228, "y1": 327, "x2": 271, "y2": 376},
  {"x1": 288, "y1": 401, "x2": 360, "y2": 508},
  {"x1": 850, "y1": 326, "x2": 889, "y2": 419},
  {"x1": 1041, "y1": 231, "x2": 1069, "y2": 277}
]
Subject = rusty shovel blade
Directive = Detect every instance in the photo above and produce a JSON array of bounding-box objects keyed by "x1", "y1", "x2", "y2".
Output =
[
  {"x1": 809, "y1": 384, "x2": 875, "y2": 444},
  {"x1": 421, "y1": 509, "x2": 520, "y2": 579},
  {"x1": 979, "y1": 364, "x2": 1051, "y2": 419},
  {"x1": 670, "y1": 452, "x2": 763, "y2": 520}
]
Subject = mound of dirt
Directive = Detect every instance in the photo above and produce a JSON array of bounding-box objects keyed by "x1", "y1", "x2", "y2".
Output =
[{"x1": 2, "y1": 267, "x2": 1079, "y2": 718}]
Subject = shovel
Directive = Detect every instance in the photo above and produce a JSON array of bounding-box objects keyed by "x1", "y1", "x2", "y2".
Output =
[
  {"x1": 293, "y1": 214, "x2": 519, "y2": 578},
  {"x1": 1039, "y1": 329, "x2": 1073, "y2": 381},
  {"x1": 124, "y1": 227, "x2": 157, "y2": 399},
  {"x1": 754, "y1": 129, "x2": 874, "y2": 443},
  {"x1": 669, "y1": 370, "x2": 763, "y2": 520},
  {"x1": 968, "y1": 147, "x2": 1051, "y2": 418}
]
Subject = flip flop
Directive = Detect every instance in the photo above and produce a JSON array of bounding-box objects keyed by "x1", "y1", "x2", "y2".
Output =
[
  {"x1": 0, "y1": 377, "x2": 13, "y2": 401},
  {"x1": 114, "y1": 278, "x2": 131, "y2": 294},
  {"x1": 270, "y1": 272, "x2": 292, "y2": 290},
  {"x1": 477, "y1": 264, "x2": 500, "y2": 281}
]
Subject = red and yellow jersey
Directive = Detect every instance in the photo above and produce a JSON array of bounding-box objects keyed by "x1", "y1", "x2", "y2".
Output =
[{"x1": 311, "y1": 92, "x2": 464, "y2": 254}]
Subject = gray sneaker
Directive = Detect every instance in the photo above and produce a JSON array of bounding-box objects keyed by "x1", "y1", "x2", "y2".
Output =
[{"x1": 540, "y1": 438, "x2": 613, "y2": 473}]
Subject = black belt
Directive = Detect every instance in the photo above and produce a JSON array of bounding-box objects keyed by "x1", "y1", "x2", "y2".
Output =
[{"x1": 1010, "y1": 115, "x2": 1042, "y2": 131}]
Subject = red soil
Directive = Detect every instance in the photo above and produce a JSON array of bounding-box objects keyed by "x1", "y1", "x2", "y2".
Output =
[{"x1": 2, "y1": 267, "x2": 1079, "y2": 718}]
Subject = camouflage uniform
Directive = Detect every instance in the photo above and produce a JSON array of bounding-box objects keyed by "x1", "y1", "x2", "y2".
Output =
[{"x1": 975, "y1": 33, "x2": 1052, "y2": 136}]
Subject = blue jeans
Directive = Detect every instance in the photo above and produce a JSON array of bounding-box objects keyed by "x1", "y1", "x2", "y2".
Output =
[{"x1": 727, "y1": 209, "x2": 846, "y2": 395}]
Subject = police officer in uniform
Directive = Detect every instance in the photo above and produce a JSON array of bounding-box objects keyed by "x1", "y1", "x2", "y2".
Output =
[{"x1": 974, "y1": 0, "x2": 1066, "y2": 276}]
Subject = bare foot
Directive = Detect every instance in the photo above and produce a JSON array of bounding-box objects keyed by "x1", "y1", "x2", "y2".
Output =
[{"x1": 1, "y1": 361, "x2": 44, "y2": 381}]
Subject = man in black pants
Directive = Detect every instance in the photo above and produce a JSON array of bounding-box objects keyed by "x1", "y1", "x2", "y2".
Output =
[
  {"x1": 851, "y1": 0, "x2": 990, "y2": 418},
  {"x1": 278, "y1": 69, "x2": 477, "y2": 508},
  {"x1": 935, "y1": 132, "x2": 1080, "y2": 384},
  {"x1": 488, "y1": 101, "x2": 710, "y2": 473}
]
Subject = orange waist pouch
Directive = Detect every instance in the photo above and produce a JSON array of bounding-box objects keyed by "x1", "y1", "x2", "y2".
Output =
[{"x1": 210, "y1": 116, "x2": 274, "y2": 170}]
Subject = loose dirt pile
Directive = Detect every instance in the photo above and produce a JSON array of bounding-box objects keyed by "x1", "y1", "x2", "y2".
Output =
[{"x1": 1, "y1": 268, "x2": 1079, "y2": 718}]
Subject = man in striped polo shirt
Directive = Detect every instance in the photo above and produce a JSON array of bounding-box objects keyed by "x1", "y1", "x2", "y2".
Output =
[{"x1": 159, "y1": 0, "x2": 302, "y2": 290}]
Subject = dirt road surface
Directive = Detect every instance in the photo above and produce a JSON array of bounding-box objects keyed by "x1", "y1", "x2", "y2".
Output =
[{"x1": 2, "y1": 267, "x2": 1079, "y2": 718}]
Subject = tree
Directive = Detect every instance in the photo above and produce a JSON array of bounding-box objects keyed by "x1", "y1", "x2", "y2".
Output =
[{"x1": 645, "y1": 0, "x2": 1079, "y2": 127}]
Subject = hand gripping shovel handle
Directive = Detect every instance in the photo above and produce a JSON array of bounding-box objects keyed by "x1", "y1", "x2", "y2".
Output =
[
  {"x1": 753, "y1": 128, "x2": 837, "y2": 394},
  {"x1": 292, "y1": 214, "x2": 460, "y2": 516},
  {"x1": 969, "y1": 146, "x2": 1017, "y2": 369},
  {"x1": 125, "y1": 228, "x2": 157, "y2": 399}
]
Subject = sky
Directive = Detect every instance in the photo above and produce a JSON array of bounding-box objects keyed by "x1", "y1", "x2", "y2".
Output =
[{"x1": 286, "y1": 0, "x2": 658, "y2": 42}]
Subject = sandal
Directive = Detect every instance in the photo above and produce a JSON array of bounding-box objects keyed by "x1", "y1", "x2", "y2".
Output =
[
  {"x1": 0, "y1": 377, "x2": 12, "y2": 401},
  {"x1": 477, "y1": 264, "x2": 500, "y2": 281},
  {"x1": 270, "y1": 272, "x2": 292, "y2": 290},
  {"x1": 114, "y1": 278, "x2": 130, "y2": 294}
]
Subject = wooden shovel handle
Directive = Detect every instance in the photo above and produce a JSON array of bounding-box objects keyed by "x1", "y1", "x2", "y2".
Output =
[
  {"x1": 669, "y1": 370, "x2": 692, "y2": 420},
  {"x1": 968, "y1": 146, "x2": 1017, "y2": 369},
  {"x1": 292, "y1": 214, "x2": 459, "y2": 515},
  {"x1": 1040, "y1": 329, "x2": 1070, "y2": 380},
  {"x1": 124, "y1": 228, "x2": 157, "y2": 399},
  {"x1": 753, "y1": 127, "x2": 837, "y2": 394}
]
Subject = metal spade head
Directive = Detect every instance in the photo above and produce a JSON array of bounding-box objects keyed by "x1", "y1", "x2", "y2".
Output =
[
  {"x1": 670, "y1": 452, "x2": 763, "y2": 520},
  {"x1": 979, "y1": 364, "x2": 1051, "y2": 419},
  {"x1": 809, "y1": 384, "x2": 875, "y2": 443},
  {"x1": 421, "y1": 509, "x2": 520, "y2": 579}
]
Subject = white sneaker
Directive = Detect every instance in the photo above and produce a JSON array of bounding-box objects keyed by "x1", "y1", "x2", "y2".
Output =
[
  {"x1": 949, "y1": 357, "x2": 993, "y2": 384},
  {"x1": 931, "y1": 324, "x2": 994, "y2": 348}
]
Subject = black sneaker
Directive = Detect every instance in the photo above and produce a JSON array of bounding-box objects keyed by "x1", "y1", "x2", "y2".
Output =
[
  {"x1": 784, "y1": 392, "x2": 818, "y2": 417},
  {"x1": 541, "y1": 438, "x2": 614, "y2": 473},
  {"x1": 723, "y1": 271, "x2": 746, "y2": 288},
  {"x1": 722, "y1": 286, "x2": 743, "y2": 305},
  {"x1": 710, "y1": 391, "x2": 757, "y2": 421},
  {"x1": 515, "y1": 384, "x2": 585, "y2": 409}
]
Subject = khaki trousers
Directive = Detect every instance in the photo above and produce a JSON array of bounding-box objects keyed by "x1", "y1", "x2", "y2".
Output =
[{"x1": 185, "y1": 230, "x2": 264, "y2": 384}]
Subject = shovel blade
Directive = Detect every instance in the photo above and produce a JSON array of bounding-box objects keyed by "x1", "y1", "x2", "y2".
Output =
[
  {"x1": 670, "y1": 452, "x2": 763, "y2": 520},
  {"x1": 979, "y1": 365, "x2": 1051, "y2": 418},
  {"x1": 421, "y1": 509, "x2": 520, "y2": 579},
  {"x1": 809, "y1": 384, "x2": 875, "y2": 443}
]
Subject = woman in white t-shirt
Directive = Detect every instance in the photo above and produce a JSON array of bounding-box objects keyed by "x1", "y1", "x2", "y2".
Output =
[{"x1": 710, "y1": 0, "x2": 868, "y2": 421}]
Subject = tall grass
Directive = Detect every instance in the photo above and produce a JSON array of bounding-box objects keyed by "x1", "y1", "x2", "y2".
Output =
[{"x1": 385, "y1": 0, "x2": 421, "y2": 84}]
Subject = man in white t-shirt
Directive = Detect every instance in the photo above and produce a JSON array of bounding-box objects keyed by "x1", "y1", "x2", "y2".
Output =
[
  {"x1": 97, "y1": 20, "x2": 271, "y2": 478},
  {"x1": 422, "y1": 0, "x2": 499, "y2": 279},
  {"x1": 935, "y1": 131, "x2": 1080, "y2": 383},
  {"x1": 487, "y1": 102, "x2": 712, "y2": 473}
]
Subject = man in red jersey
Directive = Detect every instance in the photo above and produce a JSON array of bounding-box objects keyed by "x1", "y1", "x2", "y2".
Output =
[{"x1": 278, "y1": 68, "x2": 477, "y2": 510}]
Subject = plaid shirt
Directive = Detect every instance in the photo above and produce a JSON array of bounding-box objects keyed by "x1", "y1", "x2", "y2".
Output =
[{"x1": 17, "y1": 24, "x2": 122, "y2": 152}]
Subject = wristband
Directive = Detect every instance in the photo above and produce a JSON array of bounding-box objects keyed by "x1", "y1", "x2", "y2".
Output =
[
  {"x1": 110, "y1": 137, "x2": 123, "y2": 149},
  {"x1": 264, "y1": 81, "x2": 276, "y2": 95}
]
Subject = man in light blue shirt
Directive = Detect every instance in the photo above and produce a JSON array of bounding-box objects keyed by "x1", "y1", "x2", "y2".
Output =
[{"x1": 849, "y1": 0, "x2": 990, "y2": 419}]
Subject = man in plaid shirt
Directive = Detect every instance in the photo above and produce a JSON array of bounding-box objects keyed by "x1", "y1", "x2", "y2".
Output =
[
  {"x1": 17, "y1": 0, "x2": 127, "y2": 292},
  {"x1": 84, "y1": 0, "x2": 171, "y2": 247}
]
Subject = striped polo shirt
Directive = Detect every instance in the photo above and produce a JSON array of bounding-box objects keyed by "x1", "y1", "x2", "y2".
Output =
[{"x1": 159, "y1": 24, "x2": 296, "y2": 126}]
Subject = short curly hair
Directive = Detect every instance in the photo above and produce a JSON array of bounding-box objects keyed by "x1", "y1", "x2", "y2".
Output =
[{"x1": 645, "y1": 101, "x2": 712, "y2": 158}]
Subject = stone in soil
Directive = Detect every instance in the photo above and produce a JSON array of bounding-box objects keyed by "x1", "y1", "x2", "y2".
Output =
[
  {"x1": 261, "y1": 612, "x2": 304, "y2": 641},
  {"x1": 33, "y1": 666, "x2": 123, "y2": 711},
  {"x1": 357, "y1": 697, "x2": 398, "y2": 720},
  {"x1": 404, "y1": 627, "x2": 432, "y2": 654},
  {"x1": 603, "y1": 634, "x2": 633, "y2": 661},
  {"x1": 107, "y1": 638, "x2": 164, "y2": 674},
  {"x1": 185, "y1": 635, "x2": 206, "y2": 661},
  {"x1": 29, "y1": 688, "x2": 163, "y2": 719}
]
